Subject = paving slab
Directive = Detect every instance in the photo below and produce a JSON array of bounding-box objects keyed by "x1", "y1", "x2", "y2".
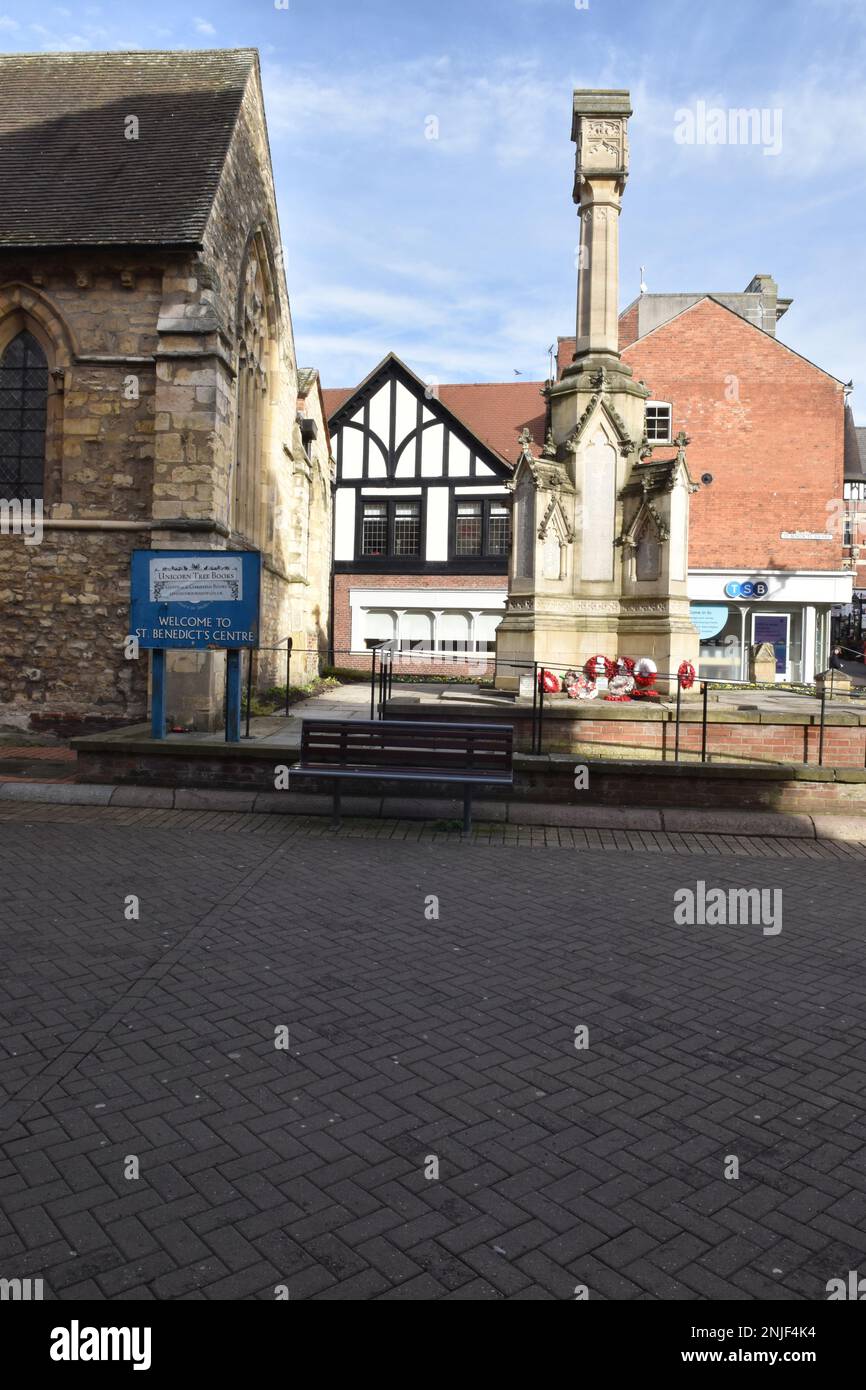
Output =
[
  {"x1": 811, "y1": 813, "x2": 866, "y2": 843},
  {"x1": 509, "y1": 803, "x2": 665, "y2": 830},
  {"x1": 173, "y1": 789, "x2": 258, "y2": 812},
  {"x1": 0, "y1": 808, "x2": 864, "y2": 1302},
  {"x1": 661, "y1": 808, "x2": 815, "y2": 838},
  {"x1": 109, "y1": 786, "x2": 175, "y2": 808},
  {"x1": 0, "y1": 781, "x2": 114, "y2": 805}
]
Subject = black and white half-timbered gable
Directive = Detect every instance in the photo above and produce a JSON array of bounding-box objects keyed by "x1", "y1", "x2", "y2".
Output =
[{"x1": 326, "y1": 354, "x2": 517, "y2": 664}]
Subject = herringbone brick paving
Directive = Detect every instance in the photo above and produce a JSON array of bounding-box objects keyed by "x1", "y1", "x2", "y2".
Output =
[{"x1": 1, "y1": 803, "x2": 865, "y2": 1299}]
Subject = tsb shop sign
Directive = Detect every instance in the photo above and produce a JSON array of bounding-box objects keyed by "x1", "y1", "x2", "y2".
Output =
[{"x1": 724, "y1": 580, "x2": 768, "y2": 599}]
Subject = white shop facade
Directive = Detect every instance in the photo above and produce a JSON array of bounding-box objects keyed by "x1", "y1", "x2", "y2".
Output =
[
  {"x1": 688, "y1": 568, "x2": 853, "y2": 683},
  {"x1": 327, "y1": 354, "x2": 514, "y2": 664}
]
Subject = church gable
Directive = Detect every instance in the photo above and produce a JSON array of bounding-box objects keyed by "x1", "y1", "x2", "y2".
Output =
[{"x1": 330, "y1": 355, "x2": 512, "y2": 484}]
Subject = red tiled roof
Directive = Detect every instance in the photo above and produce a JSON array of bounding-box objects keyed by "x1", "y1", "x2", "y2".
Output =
[
  {"x1": 322, "y1": 379, "x2": 547, "y2": 464},
  {"x1": 321, "y1": 387, "x2": 353, "y2": 416},
  {"x1": 439, "y1": 382, "x2": 546, "y2": 462}
]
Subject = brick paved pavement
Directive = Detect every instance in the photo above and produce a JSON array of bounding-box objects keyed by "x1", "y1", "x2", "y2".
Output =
[{"x1": 1, "y1": 803, "x2": 865, "y2": 1300}]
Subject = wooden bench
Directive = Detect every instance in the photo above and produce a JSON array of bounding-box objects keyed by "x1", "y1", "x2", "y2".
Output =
[{"x1": 292, "y1": 719, "x2": 514, "y2": 834}]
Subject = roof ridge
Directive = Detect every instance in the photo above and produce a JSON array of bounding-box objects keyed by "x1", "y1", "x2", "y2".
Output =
[
  {"x1": 0, "y1": 47, "x2": 258, "y2": 60},
  {"x1": 622, "y1": 295, "x2": 847, "y2": 385}
]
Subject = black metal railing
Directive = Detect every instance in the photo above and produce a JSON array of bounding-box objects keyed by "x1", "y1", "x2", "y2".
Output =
[
  {"x1": 238, "y1": 639, "x2": 866, "y2": 769},
  {"x1": 242, "y1": 634, "x2": 295, "y2": 738},
  {"x1": 521, "y1": 661, "x2": 865, "y2": 766}
]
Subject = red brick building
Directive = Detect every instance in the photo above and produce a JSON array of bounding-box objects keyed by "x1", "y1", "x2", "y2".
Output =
[{"x1": 605, "y1": 283, "x2": 851, "y2": 681}]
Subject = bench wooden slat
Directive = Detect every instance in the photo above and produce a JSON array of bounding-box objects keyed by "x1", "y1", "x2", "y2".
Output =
[
  {"x1": 301, "y1": 730, "x2": 512, "y2": 748},
  {"x1": 301, "y1": 722, "x2": 511, "y2": 745},
  {"x1": 298, "y1": 766, "x2": 511, "y2": 784},
  {"x1": 294, "y1": 718, "x2": 514, "y2": 834},
  {"x1": 301, "y1": 750, "x2": 511, "y2": 772}
]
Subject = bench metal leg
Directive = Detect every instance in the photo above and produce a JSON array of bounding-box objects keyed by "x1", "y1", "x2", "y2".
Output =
[
  {"x1": 333, "y1": 780, "x2": 341, "y2": 829},
  {"x1": 462, "y1": 785, "x2": 472, "y2": 838}
]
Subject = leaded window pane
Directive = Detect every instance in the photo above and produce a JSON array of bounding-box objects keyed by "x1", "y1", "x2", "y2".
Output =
[
  {"x1": 0, "y1": 331, "x2": 47, "y2": 502},
  {"x1": 487, "y1": 503, "x2": 511, "y2": 556},
  {"x1": 361, "y1": 502, "x2": 388, "y2": 556},
  {"x1": 393, "y1": 502, "x2": 420, "y2": 556},
  {"x1": 455, "y1": 501, "x2": 482, "y2": 556}
]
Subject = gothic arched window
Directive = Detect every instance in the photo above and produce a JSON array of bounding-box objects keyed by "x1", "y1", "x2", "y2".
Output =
[
  {"x1": 233, "y1": 236, "x2": 276, "y2": 543},
  {"x1": 0, "y1": 330, "x2": 47, "y2": 501}
]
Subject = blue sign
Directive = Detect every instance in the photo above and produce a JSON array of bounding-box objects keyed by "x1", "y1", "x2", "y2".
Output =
[
  {"x1": 130, "y1": 549, "x2": 262, "y2": 650},
  {"x1": 690, "y1": 604, "x2": 729, "y2": 640},
  {"x1": 724, "y1": 580, "x2": 769, "y2": 599}
]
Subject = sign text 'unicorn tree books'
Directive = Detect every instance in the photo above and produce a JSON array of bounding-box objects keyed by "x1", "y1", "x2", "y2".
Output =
[{"x1": 130, "y1": 550, "x2": 262, "y2": 649}]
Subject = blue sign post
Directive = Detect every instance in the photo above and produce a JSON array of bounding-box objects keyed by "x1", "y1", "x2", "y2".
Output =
[{"x1": 130, "y1": 550, "x2": 262, "y2": 744}]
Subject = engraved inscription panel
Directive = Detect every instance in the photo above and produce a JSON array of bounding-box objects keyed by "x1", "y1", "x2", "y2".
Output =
[
  {"x1": 580, "y1": 430, "x2": 616, "y2": 581},
  {"x1": 515, "y1": 477, "x2": 535, "y2": 579}
]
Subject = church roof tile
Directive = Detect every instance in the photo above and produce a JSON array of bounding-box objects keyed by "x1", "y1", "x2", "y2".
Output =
[{"x1": 0, "y1": 48, "x2": 256, "y2": 247}]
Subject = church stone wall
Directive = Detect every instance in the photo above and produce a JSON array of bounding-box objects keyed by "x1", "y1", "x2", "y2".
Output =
[
  {"x1": 0, "y1": 65, "x2": 332, "y2": 733},
  {"x1": 0, "y1": 255, "x2": 169, "y2": 731}
]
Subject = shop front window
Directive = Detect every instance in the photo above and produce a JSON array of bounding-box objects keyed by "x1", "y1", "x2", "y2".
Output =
[
  {"x1": 752, "y1": 611, "x2": 802, "y2": 683},
  {"x1": 692, "y1": 604, "x2": 741, "y2": 681}
]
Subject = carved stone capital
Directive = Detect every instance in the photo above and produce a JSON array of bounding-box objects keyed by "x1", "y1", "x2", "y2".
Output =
[{"x1": 572, "y1": 91, "x2": 632, "y2": 201}]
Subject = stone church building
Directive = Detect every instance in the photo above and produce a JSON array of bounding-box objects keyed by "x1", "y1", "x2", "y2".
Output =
[{"x1": 0, "y1": 48, "x2": 332, "y2": 733}]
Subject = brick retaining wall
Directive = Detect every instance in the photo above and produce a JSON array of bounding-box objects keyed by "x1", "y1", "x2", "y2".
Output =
[
  {"x1": 386, "y1": 696, "x2": 866, "y2": 769},
  {"x1": 71, "y1": 732, "x2": 866, "y2": 816}
]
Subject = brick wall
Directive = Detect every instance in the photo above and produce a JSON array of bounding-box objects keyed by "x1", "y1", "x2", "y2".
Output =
[
  {"x1": 622, "y1": 298, "x2": 846, "y2": 573},
  {"x1": 385, "y1": 697, "x2": 866, "y2": 767},
  {"x1": 73, "y1": 737, "x2": 866, "y2": 815},
  {"x1": 551, "y1": 716, "x2": 865, "y2": 766},
  {"x1": 618, "y1": 301, "x2": 640, "y2": 349}
]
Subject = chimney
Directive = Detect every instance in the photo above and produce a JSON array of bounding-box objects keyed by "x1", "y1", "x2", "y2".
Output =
[
  {"x1": 743, "y1": 274, "x2": 791, "y2": 336},
  {"x1": 570, "y1": 90, "x2": 632, "y2": 368}
]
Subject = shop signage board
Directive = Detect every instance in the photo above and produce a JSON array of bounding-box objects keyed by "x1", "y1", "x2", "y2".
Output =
[
  {"x1": 724, "y1": 580, "x2": 769, "y2": 599},
  {"x1": 130, "y1": 550, "x2": 261, "y2": 649}
]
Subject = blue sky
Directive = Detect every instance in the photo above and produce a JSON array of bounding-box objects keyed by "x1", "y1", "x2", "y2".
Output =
[{"x1": 2, "y1": 0, "x2": 865, "y2": 418}]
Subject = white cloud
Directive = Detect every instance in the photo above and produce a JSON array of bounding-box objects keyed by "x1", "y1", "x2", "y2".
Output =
[
  {"x1": 262, "y1": 54, "x2": 565, "y2": 167},
  {"x1": 292, "y1": 263, "x2": 565, "y2": 385},
  {"x1": 194, "y1": 18, "x2": 216, "y2": 36},
  {"x1": 264, "y1": 36, "x2": 865, "y2": 412},
  {"x1": 295, "y1": 282, "x2": 497, "y2": 330},
  {"x1": 632, "y1": 72, "x2": 866, "y2": 183},
  {"x1": 0, "y1": 15, "x2": 20, "y2": 29}
]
